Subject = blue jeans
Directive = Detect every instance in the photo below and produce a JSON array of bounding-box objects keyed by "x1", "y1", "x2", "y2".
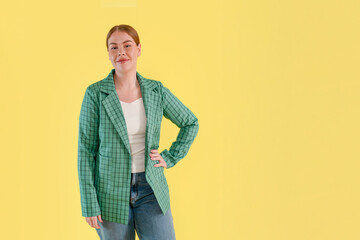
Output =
[{"x1": 96, "y1": 171, "x2": 176, "y2": 240}]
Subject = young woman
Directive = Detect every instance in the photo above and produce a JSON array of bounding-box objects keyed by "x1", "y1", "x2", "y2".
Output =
[{"x1": 78, "y1": 24, "x2": 199, "y2": 240}]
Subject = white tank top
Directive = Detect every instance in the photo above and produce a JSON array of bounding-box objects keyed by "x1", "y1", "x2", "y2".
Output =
[{"x1": 119, "y1": 97, "x2": 146, "y2": 173}]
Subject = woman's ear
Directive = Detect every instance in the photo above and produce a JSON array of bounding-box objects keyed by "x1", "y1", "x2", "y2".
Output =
[{"x1": 137, "y1": 43, "x2": 141, "y2": 56}]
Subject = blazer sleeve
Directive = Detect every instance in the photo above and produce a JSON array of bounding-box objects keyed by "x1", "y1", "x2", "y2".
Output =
[
  {"x1": 77, "y1": 85, "x2": 101, "y2": 217},
  {"x1": 159, "y1": 82, "x2": 199, "y2": 169}
]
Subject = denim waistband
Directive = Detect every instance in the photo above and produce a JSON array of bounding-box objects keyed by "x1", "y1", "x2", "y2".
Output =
[{"x1": 131, "y1": 171, "x2": 146, "y2": 186}]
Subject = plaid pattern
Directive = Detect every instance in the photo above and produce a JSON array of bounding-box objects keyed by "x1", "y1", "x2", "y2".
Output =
[{"x1": 78, "y1": 68, "x2": 199, "y2": 224}]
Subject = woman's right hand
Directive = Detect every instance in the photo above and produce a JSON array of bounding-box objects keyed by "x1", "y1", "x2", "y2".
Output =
[{"x1": 85, "y1": 215, "x2": 103, "y2": 229}]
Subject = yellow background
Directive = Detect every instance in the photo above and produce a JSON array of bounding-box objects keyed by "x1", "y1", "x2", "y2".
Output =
[{"x1": 1, "y1": 0, "x2": 359, "y2": 239}]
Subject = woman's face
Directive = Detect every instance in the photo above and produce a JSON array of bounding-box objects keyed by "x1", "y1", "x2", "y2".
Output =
[{"x1": 107, "y1": 31, "x2": 141, "y2": 73}]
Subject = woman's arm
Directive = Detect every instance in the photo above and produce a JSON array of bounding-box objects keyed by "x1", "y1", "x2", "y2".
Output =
[
  {"x1": 78, "y1": 85, "x2": 101, "y2": 217},
  {"x1": 159, "y1": 83, "x2": 200, "y2": 169}
]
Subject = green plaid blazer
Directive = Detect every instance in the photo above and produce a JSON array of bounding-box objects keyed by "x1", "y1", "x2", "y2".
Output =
[{"x1": 78, "y1": 68, "x2": 199, "y2": 224}]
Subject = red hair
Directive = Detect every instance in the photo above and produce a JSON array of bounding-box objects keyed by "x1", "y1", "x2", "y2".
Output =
[{"x1": 106, "y1": 24, "x2": 140, "y2": 50}]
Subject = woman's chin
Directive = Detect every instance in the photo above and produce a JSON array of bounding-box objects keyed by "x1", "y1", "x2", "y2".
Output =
[{"x1": 114, "y1": 65, "x2": 134, "y2": 72}]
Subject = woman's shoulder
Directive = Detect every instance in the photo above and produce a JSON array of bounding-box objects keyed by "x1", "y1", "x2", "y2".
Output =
[
  {"x1": 146, "y1": 78, "x2": 164, "y2": 88},
  {"x1": 84, "y1": 81, "x2": 101, "y2": 96},
  {"x1": 139, "y1": 75, "x2": 165, "y2": 93}
]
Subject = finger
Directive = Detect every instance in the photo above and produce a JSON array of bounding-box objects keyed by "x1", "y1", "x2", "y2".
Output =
[
  {"x1": 151, "y1": 153, "x2": 163, "y2": 160},
  {"x1": 150, "y1": 150, "x2": 160, "y2": 157},
  {"x1": 87, "y1": 217, "x2": 93, "y2": 226},
  {"x1": 149, "y1": 152, "x2": 159, "y2": 158},
  {"x1": 95, "y1": 219, "x2": 101, "y2": 229},
  {"x1": 92, "y1": 218, "x2": 100, "y2": 229},
  {"x1": 89, "y1": 218, "x2": 95, "y2": 228},
  {"x1": 154, "y1": 161, "x2": 165, "y2": 168},
  {"x1": 151, "y1": 158, "x2": 161, "y2": 163},
  {"x1": 150, "y1": 155, "x2": 159, "y2": 161},
  {"x1": 93, "y1": 217, "x2": 101, "y2": 229},
  {"x1": 87, "y1": 218, "x2": 92, "y2": 227},
  {"x1": 98, "y1": 215, "x2": 103, "y2": 223},
  {"x1": 152, "y1": 157, "x2": 161, "y2": 165}
]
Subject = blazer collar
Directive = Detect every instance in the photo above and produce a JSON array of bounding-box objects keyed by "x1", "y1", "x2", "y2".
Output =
[
  {"x1": 99, "y1": 68, "x2": 158, "y2": 160},
  {"x1": 100, "y1": 68, "x2": 156, "y2": 94}
]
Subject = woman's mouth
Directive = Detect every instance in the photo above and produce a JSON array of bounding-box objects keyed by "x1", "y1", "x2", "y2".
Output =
[{"x1": 117, "y1": 59, "x2": 129, "y2": 63}]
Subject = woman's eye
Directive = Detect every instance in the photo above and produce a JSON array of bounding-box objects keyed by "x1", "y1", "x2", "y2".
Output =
[
  {"x1": 125, "y1": 45, "x2": 131, "y2": 48},
  {"x1": 111, "y1": 47, "x2": 117, "y2": 50}
]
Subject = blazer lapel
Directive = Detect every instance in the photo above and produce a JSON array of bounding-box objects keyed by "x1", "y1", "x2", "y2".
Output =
[{"x1": 100, "y1": 69, "x2": 157, "y2": 155}]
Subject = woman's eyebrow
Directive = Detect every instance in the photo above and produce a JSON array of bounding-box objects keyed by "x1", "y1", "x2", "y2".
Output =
[{"x1": 109, "y1": 40, "x2": 133, "y2": 45}]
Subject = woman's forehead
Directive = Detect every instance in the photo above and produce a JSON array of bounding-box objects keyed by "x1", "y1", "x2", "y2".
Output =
[{"x1": 109, "y1": 31, "x2": 133, "y2": 41}]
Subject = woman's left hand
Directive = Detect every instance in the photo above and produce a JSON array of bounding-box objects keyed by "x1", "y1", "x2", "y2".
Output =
[{"x1": 149, "y1": 149, "x2": 167, "y2": 169}]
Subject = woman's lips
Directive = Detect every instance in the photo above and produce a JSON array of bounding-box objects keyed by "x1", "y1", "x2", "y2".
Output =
[{"x1": 117, "y1": 59, "x2": 129, "y2": 63}]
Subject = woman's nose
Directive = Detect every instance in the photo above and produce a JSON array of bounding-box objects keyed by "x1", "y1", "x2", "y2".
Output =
[{"x1": 118, "y1": 48, "x2": 125, "y2": 55}]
